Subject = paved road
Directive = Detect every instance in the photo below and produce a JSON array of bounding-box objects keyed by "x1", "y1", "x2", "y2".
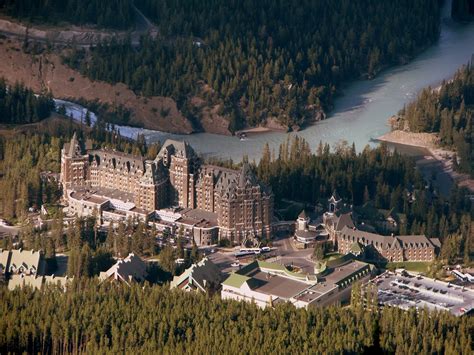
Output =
[
  {"x1": 208, "y1": 235, "x2": 317, "y2": 275},
  {"x1": 208, "y1": 252, "x2": 238, "y2": 274},
  {"x1": 0, "y1": 3, "x2": 158, "y2": 48},
  {"x1": 0, "y1": 225, "x2": 20, "y2": 237}
]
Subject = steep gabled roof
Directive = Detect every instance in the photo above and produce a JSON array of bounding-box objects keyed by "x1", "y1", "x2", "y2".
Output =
[
  {"x1": 340, "y1": 226, "x2": 396, "y2": 248},
  {"x1": 68, "y1": 132, "x2": 78, "y2": 157},
  {"x1": 396, "y1": 235, "x2": 433, "y2": 248},
  {"x1": 99, "y1": 253, "x2": 147, "y2": 284},
  {"x1": 222, "y1": 273, "x2": 251, "y2": 288},
  {"x1": 350, "y1": 242, "x2": 364, "y2": 254},
  {"x1": 334, "y1": 212, "x2": 355, "y2": 231},
  {"x1": 158, "y1": 139, "x2": 196, "y2": 160},
  {"x1": 64, "y1": 132, "x2": 83, "y2": 158},
  {"x1": 238, "y1": 162, "x2": 257, "y2": 188},
  {"x1": 328, "y1": 190, "x2": 341, "y2": 202},
  {"x1": 9, "y1": 249, "x2": 42, "y2": 271},
  {"x1": 170, "y1": 257, "x2": 223, "y2": 291},
  {"x1": 298, "y1": 210, "x2": 307, "y2": 219}
]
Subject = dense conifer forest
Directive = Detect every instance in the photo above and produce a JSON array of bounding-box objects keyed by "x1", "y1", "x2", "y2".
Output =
[
  {"x1": 0, "y1": 0, "x2": 134, "y2": 29},
  {"x1": 0, "y1": 281, "x2": 472, "y2": 354},
  {"x1": 0, "y1": 79, "x2": 54, "y2": 124},
  {"x1": 63, "y1": 0, "x2": 441, "y2": 131},
  {"x1": 452, "y1": 0, "x2": 474, "y2": 20},
  {"x1": 398, "y1": 61, "x2": 473, "y2": 176},
  {"x1": 255, "y1": 137, "x2": 473, "y2": 264}
]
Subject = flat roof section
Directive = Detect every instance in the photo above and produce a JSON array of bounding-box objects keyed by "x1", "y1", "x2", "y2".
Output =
[
  {"x1": 182, "y1": 209, "x2": 218, "y2": 224},
  {"x1": 70, "y1": 191, "x2": 109, "y2": 205},
  {"x1": 326, "y1": 260, "x2": 370, "y2": 284},
  {"x1": 249, "y1": 270, "x2": 310, "y2": 299},
  {"x1": 93, "y1": 187, "x2": 134, "y2": 203},
  {"x1": 295, "y1": 283, "x2": 339, "y2": 303}
]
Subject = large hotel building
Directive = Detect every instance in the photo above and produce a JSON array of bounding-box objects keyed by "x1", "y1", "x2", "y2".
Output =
[{"x1": 60, "y1": 134, "x2": 273, "y2": 245}]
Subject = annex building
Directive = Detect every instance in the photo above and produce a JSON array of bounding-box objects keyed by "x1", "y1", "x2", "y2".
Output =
[
  {"x1": 295, "y1": 192, "x2": 440, "y2": 263},
  {"x1": 0, "y1": 249, "x2": 44, "y2": 277},
  {"x1": 221, "y1": 259, "x2": 371, "y2": 308},
  {"x1": 61, "y1": 134, "x2": 273, "y2": 245},
  {"x1": 170, "y1": 257, "x2": 223, "y2": 293}
]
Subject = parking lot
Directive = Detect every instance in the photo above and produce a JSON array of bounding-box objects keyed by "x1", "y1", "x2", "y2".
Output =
[{"x1": 372, "y1": 271, "x2": 474, "y2": 316}]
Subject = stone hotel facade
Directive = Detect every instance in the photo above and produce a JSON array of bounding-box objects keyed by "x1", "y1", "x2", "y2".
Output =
[{"x1": 60, "y1": 134, "x2": 273, "y2": 244}]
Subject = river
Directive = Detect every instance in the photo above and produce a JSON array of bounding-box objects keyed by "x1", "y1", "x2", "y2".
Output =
[{"x1": 59, "y1": 0, "x2": 474, "y2": 163}]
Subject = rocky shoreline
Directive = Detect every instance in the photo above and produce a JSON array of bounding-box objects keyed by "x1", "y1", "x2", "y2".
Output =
[{"x1": 377, "y1": 130, "x2": 474, "y2": 193}]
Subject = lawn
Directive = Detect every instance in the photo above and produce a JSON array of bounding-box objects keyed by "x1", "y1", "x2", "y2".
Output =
[
  {"x1": 323, "y1": 252, "x2": 343, "y2": 261},
  {"x1": 385, "y1": 261, "x2": 432, "y2": 273}
]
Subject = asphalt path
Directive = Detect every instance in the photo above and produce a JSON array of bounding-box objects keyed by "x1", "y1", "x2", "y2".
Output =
[{"x1": 0, "y1": 224, "x2": 20, "y2": 237}]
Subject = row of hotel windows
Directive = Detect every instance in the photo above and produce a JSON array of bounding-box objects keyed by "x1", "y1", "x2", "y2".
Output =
[{"x1": 341, "y1": 237, "x2": 431, "y2": 250}]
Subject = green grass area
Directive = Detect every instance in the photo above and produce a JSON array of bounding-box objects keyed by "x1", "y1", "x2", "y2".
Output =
[
  {"x1": 42, "y1": 204, "x2": 62, "y2": 219},
  {"x1": 385, "y1": 261, "x2": 432, "y2": 273},
  {"x1": 323, "y1": 252, "x2": 343, "y2": 261}
]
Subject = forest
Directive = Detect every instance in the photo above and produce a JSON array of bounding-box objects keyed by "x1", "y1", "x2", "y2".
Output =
[
  {"x1": 255, "y1": 137, "x2": 472, "y2": 264},
  {"x1": 0, "y1": 0, "x2": 134, "y2": 29},
  {"x1": 0, "y1": 79, "x2": 54, "y2": 125},
  {"x1": 452, "y1": 0, "x2": 474, "y2": 20},
  {"x1": 63, "y1": 0, "x2": 441, "y2": 131},
  {"x1": 0, "y1": 280, "x2": 472, "y2": 354},
  {"x1": 398, "y1": 61, "x2": 473, "y2": 176}
]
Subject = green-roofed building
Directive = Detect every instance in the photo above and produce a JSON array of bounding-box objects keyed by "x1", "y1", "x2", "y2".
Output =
[{"x1": 221, "y1": 259, "x2": 373, "y2": 309}]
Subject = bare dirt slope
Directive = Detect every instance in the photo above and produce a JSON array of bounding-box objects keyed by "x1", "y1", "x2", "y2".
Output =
[{"x1": 0, "y1": 39, "x2": 194, "y2": 134}]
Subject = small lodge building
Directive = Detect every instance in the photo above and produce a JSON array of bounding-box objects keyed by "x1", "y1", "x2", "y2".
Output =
[
  {"x1": 170, "y1": 257, "x2": 223, "y2": 293},
  {"x1": 1, "y1": 249, "x2": 44, "y2": 277},
  {"x1": 99, "y1": 253, "x2": 148, "y2": 285}
]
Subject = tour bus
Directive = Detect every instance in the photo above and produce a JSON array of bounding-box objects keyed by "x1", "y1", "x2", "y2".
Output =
[
  {"x1": 234, "y1": 248, "x2": 261, "y2": 258},
  {"x1": 452, "y1": 270, "x2": 474, "y2": 283},
  {"x1": 240, "y1": 248, "x2": 261, "y2": 254}
]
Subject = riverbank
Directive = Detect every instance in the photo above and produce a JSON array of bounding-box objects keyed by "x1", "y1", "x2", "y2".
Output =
[{"x1": 378, "y1": 130, "x2": 474, "y2": 193}]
